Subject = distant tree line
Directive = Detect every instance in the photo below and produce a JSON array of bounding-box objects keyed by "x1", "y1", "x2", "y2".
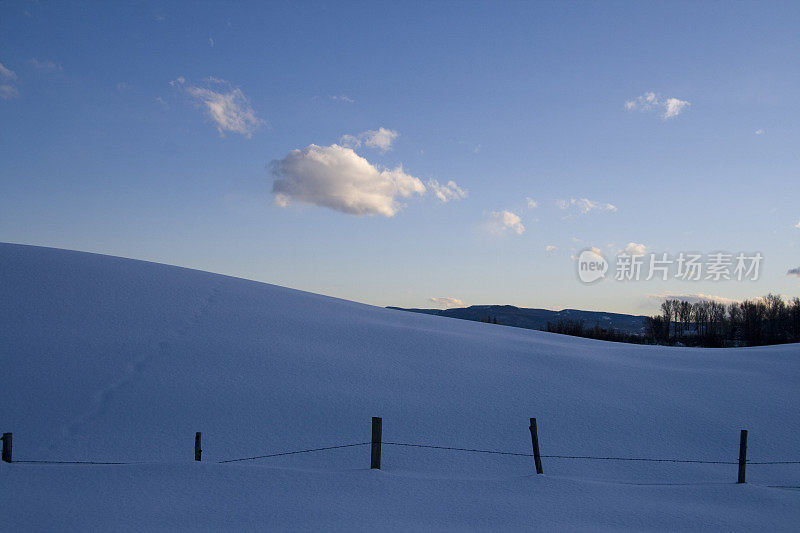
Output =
[
  {"x1": 645, "y1": 294, "x2": 800, "y2": 347},
  {"x1": 545, "y1": 294, "x2": 800, "y2": 348}
]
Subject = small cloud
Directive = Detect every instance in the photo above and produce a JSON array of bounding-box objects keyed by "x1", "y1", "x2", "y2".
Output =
[
  {"x1": 429, "y1": 297, "x2": 465, "y2": 309},
  {"x1": 624, "y1": 242, "x2": 647, "y2": 256},
  {"x1": 271, "y1": 144, "x2": 425, "y2": 217},
  {"x1": 663, "y1": 97, "x2": 690, "y2": 119},
  {"x1": 755, "y1": 129, "x2": 765, "y2": 135},
  {"x1": 794, "y1": 219, "x2": 800, "y2": 229},
  {"x1": 330, "y1": 95, "x2": 354, "y2": 103},
  {"x1": 0, "y1": 61, "x2": 17, "y2": 81},
  {"x1": 0, "y1": 85, "x2": 19, "y2": 100},
  {"x1": 172, "y1": 77, "x2": 263, "y2": 138},
  {"x1": 428, "y1": 179, "x2": 467, "y2": 203},
  {"x1": 626, "y1": 92, "x2": 690, "y2": 119},
  {"x1": 787, "y1": 267, "x2": 800, "y2": 277},
  {"x1": 545, "y1": 245, "x2": 557, "y2": 254},
  {"x1": 209, "y1": 37, "x2": 215, "y2": 47},
  {"x1": 116, "y1": 82, "x2": 129, "y2": 92},
  {"x1": 526, "y1": 197, "x2": 538, "y2": 208},
  {"x1": 557, "y1": 197, "x2": 617, "y2": 214},
  {"x1": 155, "y1": 96, "x2": 168, "y2": 109},
  {"x1": 30, "y1": 58, "x2": 62, "y2": 71},
  {"x1": 473, "y1": 144, "x2": 481, "y2": 153},
  {"x1": 340, "y1": 127, "x2": 399, "y2": 152},
  {"x1": 488, "y1": 210, "x2": 525, "y2": 235}
]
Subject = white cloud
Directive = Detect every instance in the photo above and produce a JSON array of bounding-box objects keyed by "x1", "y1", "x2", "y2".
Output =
[
  {"x1": 663, "y1": 97, "x2": 690, "y2": 119},
  {"x1": 526, "y1": 197, "x2": 538, "y2": 208},
  {"x1": 0, "y1": 85, "x2": 19, "y2": 99},
  {"x1": 646, "y1": 292, "x2": 740, "y2": 305},
  {"x1": 30, "y1": 58, "x2": 62, "y2": 71},
  {"x1": 271, "y1": 144, "x2": 425, "y2": 217},
  {"x1": 787, "y1": 267, "x2": 800, "y2": 277},
  {"x1": 545, "y1": 245, "x2": 557, "y2": 254},
  {"x1": 626, "y1": 92, "x2": 690, "y2": 119},
  {"x1": 624, "y1": 242, "x2": 647, "y2": 256},
  {"x1": 755, "y1": 129, "x2": 765, "y2": 135},
  {"x1": 209, "y1": 37, "x2": 215, "y2": 47},
  {"x1": 557, "y1": 197, "x2": 617, "y2": 214},
  {"x1": 795, "y1": 219, "x2": 800, "y2": 229},
  {"x1": 339, "y1": 127, "x2": 398, "y2": 152},
  {"x1": 428, "y1": 179, "x2": 467, "y2": 203},
  {"x1": 488, "y1": 210, "x2": 525, "y2": 235},
  {"x1": 330, "y1": 95, "x2": 354, "y2": 103},
  {"x1": 172, "y1": 77, "x2": 262, "y2": 137},
  {"x1": 0, "y1": 61, "x2": 17, "y2": 80},
  {"x1": 429, "y1": 297, "x2": 465, "y2": 309}
]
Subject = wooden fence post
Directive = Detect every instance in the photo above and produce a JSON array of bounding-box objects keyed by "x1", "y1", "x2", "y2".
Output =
[
  {"x1": 1, "y1": 433, "x2": 11, "y2": 463},
  {"x1": 737, "y1": 429, "x2": 748, "y2": 484},
  {"x1": 371, "y1": 417, "x2": 382, "y2": 469},
  {"x1": 529, "y1": 418, "x2": 543, "y2": 474},
  {"x1": 195, "y1": 432, "x2": 202, "y2": 461}
]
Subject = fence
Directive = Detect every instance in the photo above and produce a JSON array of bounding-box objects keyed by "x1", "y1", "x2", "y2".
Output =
[{"x1": 3, "y1": 418, "x2": 799, "y2": 484}]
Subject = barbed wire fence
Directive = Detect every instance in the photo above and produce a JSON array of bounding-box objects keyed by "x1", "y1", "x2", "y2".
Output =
[{"x1": 3, "y1": 420, "x2": 799, "y2": 484}]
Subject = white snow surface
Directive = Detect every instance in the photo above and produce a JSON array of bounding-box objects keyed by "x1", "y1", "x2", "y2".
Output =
[{"x1": 1, "y1": 242, "x2": 798, "y2": 531}]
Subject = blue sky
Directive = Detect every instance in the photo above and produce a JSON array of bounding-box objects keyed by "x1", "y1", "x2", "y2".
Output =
[{"x1": 1, "y1": 0, "x2": 799, "y2": 314}]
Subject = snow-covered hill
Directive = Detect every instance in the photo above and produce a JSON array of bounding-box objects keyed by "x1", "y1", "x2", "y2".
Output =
[{"x1": 1, "y1": 242, "x2": 798, "y2": 531}]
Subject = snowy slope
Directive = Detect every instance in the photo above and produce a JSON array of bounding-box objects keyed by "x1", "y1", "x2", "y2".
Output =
[{"x1": 1, "y1": 242, "x2": 799, "y2": 531}]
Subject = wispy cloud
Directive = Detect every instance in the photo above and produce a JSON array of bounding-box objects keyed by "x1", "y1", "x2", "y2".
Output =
[
  {"x1": 272, "y1": 144, "x2": 425, "y2": 217},
  {"x1": 557, "y1": 197, "x2": 617, "y2": 214},
  {"x1": 795, "y1": 219, "x2": 800, "y2": 229},
  {"x1": 429, "y1": 297, "x2": 465, "y2": 309},
  {"x1": 428, "y1": 179, "x2": 467, "y2": 203},
  {"x1": 30, "y1": 58, "x2": 62, "y2": 71},
  {"x1": 526, "y1": 197, "x2": 538, "y2": 208},
  {"x1": 0, "y1": 61, "x2": 19, "y2": 99},
  {"x1": 755, "y1": 129, "x2": 765, "y2": 135},
  {"x1": 488, "y1": 210, "x2": 525, "y2": 235},
  {"x1": 545, "y1": 245, "x2": 557, "y2": 254},
  {"x1": 172, "y1": 77, "x2": 263, "y2": 138},
  {"x1": 626, "y1": 92, "x2": 690, "y2": 119},
  {"x1": 340, "y1": 127, "x2": 398, "y2": 152},
  {"x1": 330, "y1": 95, "x2": 354, "y2": 103},
  {"x1": 0, "y1": 61, "x2": 17, "y2": 81}
]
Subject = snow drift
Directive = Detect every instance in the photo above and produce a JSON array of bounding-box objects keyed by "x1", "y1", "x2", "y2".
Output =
[{"x1": 1, "y1": 242, "x2": 798, "y2": 530}]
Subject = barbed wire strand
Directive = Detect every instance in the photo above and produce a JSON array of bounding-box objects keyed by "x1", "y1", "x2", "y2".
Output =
[
  {"x1": 8, "y1": 440, "x2": 800, "y2": 466},
  {"x1": 14, "y1": 460, "x2": 132, "y2": 465},
  {"x1": 218, "y1": 442, "x2": 371, "y2": 463}
]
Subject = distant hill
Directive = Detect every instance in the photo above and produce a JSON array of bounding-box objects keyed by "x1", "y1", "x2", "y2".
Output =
[{"x1": 386, "y1": 304, "x2": 648, "y2": 335}]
